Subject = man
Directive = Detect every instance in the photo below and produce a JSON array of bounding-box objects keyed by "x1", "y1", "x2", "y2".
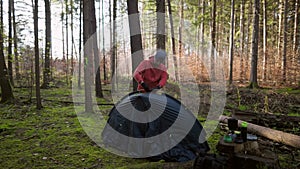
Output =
[{"x1": 134, "y1": 49, "x2": 168, "y2": 92}]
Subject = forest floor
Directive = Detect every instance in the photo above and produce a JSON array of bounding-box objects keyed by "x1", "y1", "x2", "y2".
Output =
[{"x1": 0, "y1": 83, "x2": 299, "y2": 169}]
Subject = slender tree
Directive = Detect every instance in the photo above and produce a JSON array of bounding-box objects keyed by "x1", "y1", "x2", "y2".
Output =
[
  {"x1": 249, "y1": 0, "x2": 260, "y2": 88},
  {"x1": 211, "y1": 0, "x2": 217, "y2": 81},
  {"x1": 127, "y1": 0, "x2": 144, "y2": 91},
  {"x1": 293, "y1": 0, "x2": 299, "y2": 52},
  {"x1": 262, "y1": 0, "x2": 267, "y2": 80},
  {"x1": 0, "y1": 0, "x2": 14, "y2": 103},
  {"x1": 239, "y1": 0, "x2": 245, "y2": 81},
  {"x1": 65, "y1": 0, "x2": 69, "y2": 85},
  {"x1": 33, "y1": 0, "x2": 42, "y2": 109},
  {"x1": 229, "y1": 0, "x2": 235, "y2": 84},
  {"x1": 111, "y1": 0, "x2": 117, "y2": 91},
  {"x1": 61, "y1": 2, "x2": 66, "y2": 61},
  {"x1": 70, "y1": 0, "x2": 74, "y2": 83},
  {"x1": 41, "y1": 0, "x2": 51, "y2": 88},
  {"x1": 12, "y1": 0, "x2": 20, "y2": 81},
  {"x1": 83, "y1": 0, "x2": 96, "y2": 112},
  {"x1": 282, "y1": 0, "x2": 288, "y2": 83},
  {"x1": 277, "y1": 0, "x2": 283, "y2": 67},
  {"x1": 78, "y1": 0, "x2": 82, "y2": 89},
  {"x1": 167, "y1": 0, "x2": 178, "y2": 81},
  {"x1": 178, "y1": 0, "x2": 183, "y2": 79},
  {"x1": 94, "y1": 0, "x2": 103, "y2": 98},
  {"x1": 156, "y1": 0, "x2": 166, "y2": 50},
  {"x1": 8, "y1": 0, "x2": 13, "y2": 85},
  {"x1": 245, "y1": 0, "x2": 252, "y2": 76},
  {"x1": 293, "y1": 0, "x2": 299, "y2": 83},
  {"x1": 102, "y1": 0, "x2": 107, "y2": 81}
]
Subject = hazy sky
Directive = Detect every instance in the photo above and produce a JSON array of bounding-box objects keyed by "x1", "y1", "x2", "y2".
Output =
[{"x1": 3, "y1": 0, "x2": 111, "y2": 60}]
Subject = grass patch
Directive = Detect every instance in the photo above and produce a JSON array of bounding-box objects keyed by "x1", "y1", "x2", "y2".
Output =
[{"x1": 0, "y1": 87, "x2": 149, "y2": 169}]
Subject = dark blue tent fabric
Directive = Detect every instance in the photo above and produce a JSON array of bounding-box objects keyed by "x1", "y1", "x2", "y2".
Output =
[{"x1": 101, "y1": 92, "x2": 210, "y2": 162}]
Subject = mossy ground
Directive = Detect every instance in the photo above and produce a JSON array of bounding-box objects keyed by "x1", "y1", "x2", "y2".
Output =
[{"x1": 0, "y1": 86, "x2": 299, "y2": 168}]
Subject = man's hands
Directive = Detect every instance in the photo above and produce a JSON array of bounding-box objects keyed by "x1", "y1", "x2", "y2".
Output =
[
  {"x1": 140, "y1": 82, "x2": 162, "y2": 92},
  {"x1": 141, "y1": 82, "x2": 151, "y2": 92}
]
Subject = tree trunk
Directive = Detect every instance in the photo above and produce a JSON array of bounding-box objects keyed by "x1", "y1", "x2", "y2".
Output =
[
  {"x1": 156, "y1": 0, "x2": 166, "y2": 50},
  {"x1": 239, "y1": 0, "x2": 245, "y2": 81},
  {"x1": 0, "y1": 0, "x2": 14, "y2": 103},
  {"x1": 78, "y1": 0, "x2": 82, "y2": 89},
  {"x1": 42, "y1": 0, "x2": 51, "y2": 89},
  {"x1": 282, "y1": 0, "x2": 288, "y2": 83},
  {"x1": 111, "y1": 0, "x2": 117, "y2": 91},
  {"x1": 178, "y1": 0, "x2": 183, "y2": 71},
  {"x1": 249, "y1": 0, "x2": 260, "y2": 88},
  {"x1": 8, "y1": 0, "x2": 13, "y2": 85},
  {"x1": 211, "y1": 0, "x2": 216, "y2": 81},
  {"x1": 262, "y1": 0, "x2": 267, "y2": 80},
  {"x1": 101, "y1": 0, "x2": 107, "y2": 81},
  {"x1": 127, "y1": 0, "x2": 144, "y2": 91},
  {"x1": 219, "y1": 115, "x2": 300, "y2": 149},
  {"x1": 245, "y1": 1, "x2": 252, "y2": 78},
  {"x1": 229, "y1": 0, "x2": 235, "y2": 85},
  {"x1": 12, "y1": 0, "x2": 20, "y2": 81},
  {"x1": 61, "y1": 2, "x2": 65, "y2": 61},
  {"x1": 65, "y1": 0, "x2": 69, "y2": 86},
  {"x1": 277, "y1": 0, "x2": 283, "y2": 72},
  {"x1": 167, "y1": 0, "x2": 178, "y2": 81},
  {"x1": 200, "y1": 0, "x2": 205, "y2": 77},
  {"x1": 293, "y1": 0, "x2": 299, "y2": 52},
  {"x1": 33, "y1": 0, "x2": 42, "y2": 109},
  {"x1": 293, "y1": 0, "x2": 299, "y2": 83},
  {"x1": 83, "y1": 0, "x2": 96, "y2": 112},
  {"x1": 70, "y1": 0, "x2": 74, "y2": 84},
  {"x1": 95, "y1": 1, "x2": 103, "y2": 98}
]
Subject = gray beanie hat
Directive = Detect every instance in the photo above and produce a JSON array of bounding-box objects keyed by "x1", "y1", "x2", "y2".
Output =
[{"x1": 155, "y1": 49, "x2": 167, "y2": 60}]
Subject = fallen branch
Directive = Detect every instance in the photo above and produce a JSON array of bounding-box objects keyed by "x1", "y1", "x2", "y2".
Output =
[
  {"x1": 42, "y1": 99, "x2": 115, "y2": 106},
  {"x1": 219, "y1": 115, "x2": 300, "y2": 149}
]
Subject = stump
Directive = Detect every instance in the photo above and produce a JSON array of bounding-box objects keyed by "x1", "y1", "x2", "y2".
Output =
[{"x1": 214, "y1": 136, "x2": 280, "y2": 169}]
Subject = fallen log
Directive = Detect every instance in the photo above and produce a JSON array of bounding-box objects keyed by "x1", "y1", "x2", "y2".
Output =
[{"x1": 219, "y1": 115, "x2": 300, "y2": 149}]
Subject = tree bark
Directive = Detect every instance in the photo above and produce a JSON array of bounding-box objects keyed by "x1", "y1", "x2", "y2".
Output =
[
  {"x1": 12, "y1": 0, "x2": 20, "y2": 81},
  {"x1": 70, "y1": 0, "x2": 74, "y2": 84},
  {"x1": 277, "y1": 0, "x2": 283, "y2": 72},
  {"x1": 262, "y1": 0, "x2": 267, "y2": 80},
  {"x1": 8, "y1": 0, "x2": 13, "y2": 85},
  {"x1": 42, "y1": 0, "x2": 51, "y2": 89},
  {"x1": 156, "y1": 0, "x2": 166, "y2": 50},
  {"x1": 0, "y1": 0, "x2": 14, "y2": 103},
  {"x1": 229, "y1": 0, "x2": 235, "y2": 85},
  {"x1": 293, "y1": 0, "x2": 299, "y2": 52},
  {"x1": 249, "y1": 0, "x2": 260, "y2": 88},
  {"x1": 78, "y1": 0, "x2": 82, "y2": 89},
  {"x1": 99, "y1": 0, "x2": 107, "y2": 81},
  {"x1": 167, "y1": 0, "x2": 178, "y2": 81},
  {"x1": 239, "y1": 0, "x2": 245, "y2": 81},
  {"x1": 211, "y1": 0, "x2": 216, "y2": 81},
  {"x1": 219, "y1": 115, "x2": 300, "y2": 149},
  {"x1": 33, "y1": 0, "x2": 42, "y2": 109},
  {"x1": 65, "y1": 0, "x2": 69, "y2": 86},
  {"x1": 127, "y1": 0, "x2": 144, "y2": 91},
  {"x1": 94, "y1": 1, "x2": 103, "y2": 98},
  {"x1": 282, "y1": 0, "x2": 288, "y2": 83},
  {"x1": 245, "y1": 1, "x2": 252, "y2": 78},
  {"x1": 61, "y1": 2, "x2": 65, "y2": 61},
  {"x1": 83, "y1": 0, "x2": 99, "y2": 112},
  {"x1": 111, "y1": 0, "x2": 117, "y2": 91}
]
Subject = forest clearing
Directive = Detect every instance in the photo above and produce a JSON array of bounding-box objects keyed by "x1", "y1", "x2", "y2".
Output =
[
  {"x1": 0, "y1": 85, "x2": 299, "y2": 168},
  {"x1": 0, "y1": 0, "x2": 300, "y2": 168}
]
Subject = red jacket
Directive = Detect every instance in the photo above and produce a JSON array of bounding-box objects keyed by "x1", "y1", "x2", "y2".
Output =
[{"x1": 134, "y1": 56, "x2": 168, "y2": 91}]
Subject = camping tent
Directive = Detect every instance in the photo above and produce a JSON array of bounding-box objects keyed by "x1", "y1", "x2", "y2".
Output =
[{"x1": 102, "y1": 92, "x2": 210, "y2": 162}]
